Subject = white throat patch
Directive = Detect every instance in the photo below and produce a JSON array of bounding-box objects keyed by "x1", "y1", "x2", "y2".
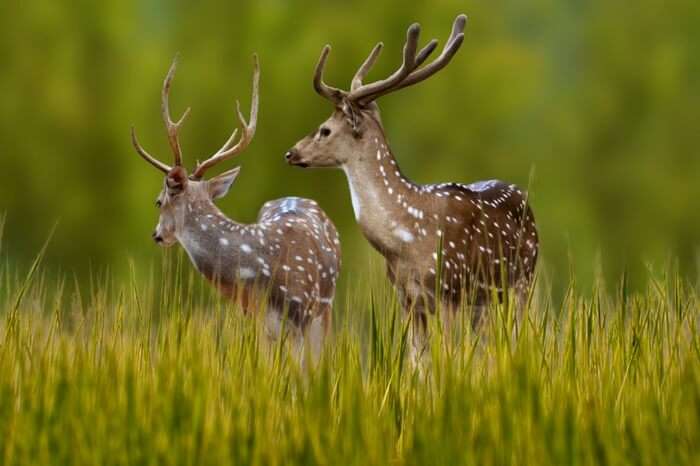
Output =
[{"x1": 343, "y1": 166, "x2": 362, "y2": 221}]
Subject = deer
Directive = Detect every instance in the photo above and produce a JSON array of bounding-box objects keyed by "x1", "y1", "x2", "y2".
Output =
[
  {"x1": 131, "y1": 55, "x2": 341, "y2": 364},
  {"x1": 285, "y1": 15, "x2": 538, "y2": 364}
]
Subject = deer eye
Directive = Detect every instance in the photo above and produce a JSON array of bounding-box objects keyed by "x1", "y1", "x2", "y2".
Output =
[{"x1": 319, "y1": 127, "x2": 331, "y2": 137}]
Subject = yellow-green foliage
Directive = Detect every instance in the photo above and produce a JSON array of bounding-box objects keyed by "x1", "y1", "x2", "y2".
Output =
[
  {"x1": 2, "y1": 0, "x2": 700, "y2": 291},
  {"x1": 0, "y1": 244, "x2": 698, "y2": 465}
]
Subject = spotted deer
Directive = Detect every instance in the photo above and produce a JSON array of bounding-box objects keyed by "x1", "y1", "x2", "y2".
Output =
[
  {"x1": 132, "y1": 55, "x2": 341, "y2": 362},
  {"x1": 285, "y1": 15, "x2": 538, "y2": 361}
]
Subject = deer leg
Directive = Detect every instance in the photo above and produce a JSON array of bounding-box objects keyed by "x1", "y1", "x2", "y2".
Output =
[
  {"x1": 263, "y1": 308, "x2": 309, "y2": 368},
  {"x1": 243, "y1": 287, "x2": 251, "y2": 313},
  {"x1": 290, "y1": 328, "x2": 306, "y2": 370},
  {"x1": 512, "y1": 282, "x2": 531, "y2": 339},
  {"x1": 303, "y1": 310, "x2": 328, "y2": 367},
  {"x1": 262, "y1": 309, "x2": 285, "y2": 359},
  {"x1": 405, "y1": 308, "x2": 428, "y2": 371},
  {"x1": 389, "y1": 266, "x2": 431, "y2": 371},
  {"x1": 402, "y1": 290, "x2": 432, "y2": 373},
  {"x1": 323, "y1": 306, "x2": 332, "y2": 339}
]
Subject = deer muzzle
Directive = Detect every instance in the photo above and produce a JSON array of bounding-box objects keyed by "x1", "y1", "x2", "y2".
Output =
[{"x1": 284, "y1": 149, "x2": 309, "y2": 168}]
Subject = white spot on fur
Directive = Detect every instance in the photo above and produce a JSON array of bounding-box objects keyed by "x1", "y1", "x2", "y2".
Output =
[
  {"x1": 393, "y1": 227, "x2": 414, "y2": 243},
  {"x1": 238, "y1": 267, "x2": 256, "y2": 279}
]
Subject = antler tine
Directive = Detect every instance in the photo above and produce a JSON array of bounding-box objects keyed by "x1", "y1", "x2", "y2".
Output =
[
  {"x1": 392, "y1": 14, "x2": 467, "y2": 92},
  {"x1": 161, "y1": 56, "x2": 191, "y2": 167},
  {"x1": 414, "y1": 39, "x2": 438, "y2": 68},
  {"x1": 348, "y1": 23, "x2": 421, "y2": 103},
  {"x1": 313, "y1": 45, "x2": 346, "y2": 104},
  {"x1": 350, "y1": 39, "x2": 435, "y2": 92},
  {"x1": 191, "y1": 54, "x2": 260, "y2": 180},
  {"x1": 350, "y1": 42, "x2": 384, "y2": 91},
  {"x1": 131, "y1": 126, "x2": 171, "y2": 173}
]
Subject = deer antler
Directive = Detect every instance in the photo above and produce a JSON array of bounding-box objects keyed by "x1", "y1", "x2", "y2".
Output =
[
  {"x1": 313, "y1": 45, "x2": 346, "y2": 104},
  {"x1": 346, "y1": 23, "x2": 422, "y2": 103},
  {"x1": 131, "y1": 127, "x2": 171, "y2": 173},
  {"x1": 131, "y1": 55, "x2": 191, "y2": 173},
  {"x1": 132, "y1": 55, "x2": 259, "y2": 177},
  {"x1": 191, "y1": 54, "x2": 260, "y2": 180},
  {"x1": 314, "y1": 15, "x2": 466, "y2": 108},
  {"x1": 350, "y1": 43, "x2": 383, "y2": 92},
  {"x1": 389, "y1": 14, "x2": 466, "y2": 94},
  {"x1": 161, "y1": 56, "x2": 191, "y2": 167},
  {"x1": 351, "y1": 15, "x2": 466, "y2": 105}
]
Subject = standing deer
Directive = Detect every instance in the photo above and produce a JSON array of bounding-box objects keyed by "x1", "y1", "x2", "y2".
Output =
[
  {"x1": 132, "y1": 55, "x2": 341, "y2": 362},
  {"x1": 285, "y1": 15, "x2": 538, "y2": 361}
]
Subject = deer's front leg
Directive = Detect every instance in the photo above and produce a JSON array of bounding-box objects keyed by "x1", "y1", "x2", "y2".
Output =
[{"x1": 389, "y1": 264, "x2": 433, "y2": 371}]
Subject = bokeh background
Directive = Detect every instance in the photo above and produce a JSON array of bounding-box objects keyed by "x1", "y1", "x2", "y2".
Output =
[{"x1": 1, "y1": 0, "x2": 699, "y2": 297}]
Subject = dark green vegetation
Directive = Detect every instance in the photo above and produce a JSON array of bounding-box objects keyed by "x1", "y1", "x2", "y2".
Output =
[
  {"x1": 0, "y1": 234, "x2": 698, "y2": 465},
  {"x1": 1, "y1": 0, "x2": 699, "y2": 293}
]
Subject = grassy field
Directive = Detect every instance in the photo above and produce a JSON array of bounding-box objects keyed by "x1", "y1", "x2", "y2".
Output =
[{"x1": 0, "y1": 236, "x2": 698, "y2": 465}]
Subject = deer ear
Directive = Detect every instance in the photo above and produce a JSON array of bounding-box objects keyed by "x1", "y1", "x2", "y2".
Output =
[
  {"x1": 166, "y1": 166, "x2": 188, "y2": 195},
  {"x1": 208, "y1": 167, "x2": 241, "y2": 200}
]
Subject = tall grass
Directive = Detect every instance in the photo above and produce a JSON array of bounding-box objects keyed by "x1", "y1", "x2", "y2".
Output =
[{"x1": 0, "y1": 244, "x2": 698, "y2": 465}]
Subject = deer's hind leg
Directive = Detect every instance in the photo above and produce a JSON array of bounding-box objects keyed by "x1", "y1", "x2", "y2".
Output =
[
  {"x1": 304, "y1": 306, "x2": 330, "y2": 367},
  {"x1": 262, "y1": 308, "x2": 285, "y2": 357},
  {"x1": 511, "y1": 280, "x2": 534, "y2": 339},
  {"x1": 263, "y1": 308, "x2": 307, "y2": 366}
]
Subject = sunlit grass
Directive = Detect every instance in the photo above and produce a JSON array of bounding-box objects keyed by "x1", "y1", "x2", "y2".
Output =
[{"x1": 0, "y1": 238, "x2": 698, "y2": 465}]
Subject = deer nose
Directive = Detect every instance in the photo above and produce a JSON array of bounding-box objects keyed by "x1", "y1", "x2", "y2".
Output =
[
  {"x1": 285, "y1": 149, "x2": 308, "y2": 167},
  {"x1": 152, "y1": 231, "x2": 163, "y2": 243}
]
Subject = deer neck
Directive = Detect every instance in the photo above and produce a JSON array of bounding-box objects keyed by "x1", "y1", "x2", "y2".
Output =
[
  {"x1": 175, "y1": 200, "x2": 257, "y2": 284},
  {"x1": 341, "y1": 135, "x2": 425, "y2": 256}
]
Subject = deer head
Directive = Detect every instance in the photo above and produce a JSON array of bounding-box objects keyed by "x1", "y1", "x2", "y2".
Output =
[
  {"x1": 285, "y1": 14, "x2": 466, "y2": 168},
  {"x1": 131, "y1": 55, "x2": 259, "y2": 246}
]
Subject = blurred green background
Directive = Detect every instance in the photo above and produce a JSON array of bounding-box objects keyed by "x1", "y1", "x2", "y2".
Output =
[{"x1": 1, "y1": 0, "x2": 699, "y2": 295}]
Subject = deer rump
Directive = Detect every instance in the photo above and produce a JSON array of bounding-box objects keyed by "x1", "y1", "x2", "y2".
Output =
[
  {"x1": 258, "y1": 197, "x2": 341, "y2": 326},
  {"x1": 426, "y1": 180, "x2": 538, "y2": 308}
]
